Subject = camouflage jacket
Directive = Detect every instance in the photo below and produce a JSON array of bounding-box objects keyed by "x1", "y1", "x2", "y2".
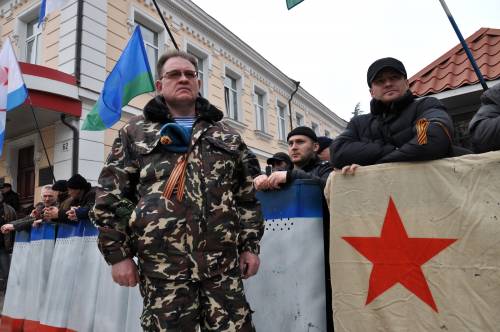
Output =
[{"x1": 94, "y1": 96, "x2": 264, "y2": 281}]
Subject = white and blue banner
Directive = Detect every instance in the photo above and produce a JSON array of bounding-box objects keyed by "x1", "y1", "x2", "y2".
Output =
[
  {"x1": 38, "y1": 222, "x2": 85, "y2": 329},
  {"x1": 244, "y1": 180, "x2": 327, "y2": 332},
  {"x1": 1, "y1": 230, "x2": 32, "y2": 330}
]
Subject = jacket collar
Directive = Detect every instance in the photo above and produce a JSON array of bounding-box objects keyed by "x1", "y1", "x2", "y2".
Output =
[
  {"x1": 298, "y1": 155, "x2": 321, "y2": 172},
  {"x1": 370, "y1": 90, "x2": 415, "y2": 116},
  {"x1": 143, "y1": 95, "x2": 223, "y2": 124}
]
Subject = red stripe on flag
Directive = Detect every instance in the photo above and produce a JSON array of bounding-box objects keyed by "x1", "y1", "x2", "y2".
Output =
[
  {"x1": 0, "y1": 316, "x2": 24, "y2": 332},
  {"x1": 0, "y1": 316, "x2": 77, "y2": 332}
]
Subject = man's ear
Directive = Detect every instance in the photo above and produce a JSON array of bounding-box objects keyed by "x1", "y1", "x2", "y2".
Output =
[
  {"x1": 369, "y1": 87, "x2": 374, "y2": 98},
  {"x1": 155, "y1": 79, "x2": 162, "y2": 93},
  {"x1": 313, "y1": 142, "x2": 319, "y2": 153}
]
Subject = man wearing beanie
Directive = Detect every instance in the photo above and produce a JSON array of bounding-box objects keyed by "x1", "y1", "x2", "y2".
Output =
[
  {"x1": 331, "y1": 57, "x2": 455, "y2": 174},
  {"x1": 255, "y1": 126, "x2": 333, "y2": 190},
  {"x1": 317, "y1": 136, "x2": 333, "y2": 162},
  {"x1": 43, "y1": 174, "x2": 95, "y2": 224},
  {"x1": 93, "y1": 51, "x2": 263, "y2": 331}
]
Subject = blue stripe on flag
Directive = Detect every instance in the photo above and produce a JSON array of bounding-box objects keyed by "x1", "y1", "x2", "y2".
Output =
[
  {"x1": 257, "y1": 179, "x2": 323, "y2": 220},
  {"x1": 30, "y1": 223, "x2": 56, "y2": 241},
  {"x1": 82, "y1": 219, "x2": 99, "y2": 236},
  {"x1": 57, "y1": 222, "x2": 85, "y2": 239},
  {"x1": 38, "y1": 0, "x2": 47, "y2": 26},
  {"x1": 14, "y1": 230, "x2": 31, "y2": 243},
  {"x1": 0, "y1": 130, "x2": 4, "y2": 156},
  {"x1": 7, "y1": 85, "x2": 28, "y2": 111}
]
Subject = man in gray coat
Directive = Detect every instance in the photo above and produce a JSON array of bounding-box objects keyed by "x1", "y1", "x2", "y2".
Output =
[{"x1": 469, "y1": 82, "x2": 500, "y2": 153}]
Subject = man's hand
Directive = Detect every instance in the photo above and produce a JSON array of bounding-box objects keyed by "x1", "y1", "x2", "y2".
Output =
[
  {"x1": 341, "y1": 164, "x2": 360, "y2": 175},
  {"x1": 239, "y1": 251, "x2": 260, "y2": 279},
  {"x1": 43, "y1": 206, "x2": 59, "y2": 220},
  {"x1": 30, "y1": 208, "x2": 41, "y2": 219},
  {"x1": 67, "y1": 207, "x2": 77, "y2": 221},
  {"x1": 111, "y1": 258, "x2": 140, "y2": 287},
  {"x1": 267, "y1": 171, "x2": 287, "y2": 189},
  {"x1": 0, "y1": 224, "x2": 14, "y2": 234},
  {"x1": 32, "y1": 219, "x2": 43, "y2": 227},
  {"x1": 253, "y1": 174, "x2": 269, "y2": 191}
]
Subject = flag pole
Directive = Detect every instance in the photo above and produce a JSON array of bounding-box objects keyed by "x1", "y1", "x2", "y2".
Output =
[
  {"x1": 438, "y1": 0, "x2": 488, "y2": 91},
  {"x1": 27, "y1": 97, "x2": 56, "y2": 184},
  {"x1": 151, "y1": 0, "x2": 179, "y2": 50}
]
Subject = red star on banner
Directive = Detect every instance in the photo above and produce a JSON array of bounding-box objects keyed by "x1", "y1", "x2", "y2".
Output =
[{"x1": 343, "y1": 197, "x2": 457, "y2": 312}]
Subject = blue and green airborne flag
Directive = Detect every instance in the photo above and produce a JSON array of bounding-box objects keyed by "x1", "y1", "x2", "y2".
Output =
[
  {"x1": 82, "y1": 26, "x2": 154, "y2": 131},
  {"x1": 286, "y1": 0, "x2": 304, "y2": 10}
]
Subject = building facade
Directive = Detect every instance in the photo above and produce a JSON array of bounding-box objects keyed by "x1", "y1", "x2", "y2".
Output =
[{"x1": 0, "y1": 0, "x2": 346, "y2": 210}]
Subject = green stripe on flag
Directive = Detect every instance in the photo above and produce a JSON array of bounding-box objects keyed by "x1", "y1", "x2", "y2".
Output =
[
  {"x1": 121, "y1": 72, "x2": 155, "y2": 105},
  {"x1": 286, "y1": 0, "x2": 304, "y2": 10},
  {"x1": 81, "y1": 105, "x2": 107, "y2": 131}
]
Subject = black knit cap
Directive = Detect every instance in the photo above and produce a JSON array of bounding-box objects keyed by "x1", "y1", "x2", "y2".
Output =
[
  {"x1": 52, "y1": 180, "x2": 67, "y2": 192},
  {"x1": 287, "y1": 126, "x2": 318, "y2": 142},
  {"x1": 367, "y1": 57, "x2": 407, "y2": 87},
  {"x1": 317, "y1": 136, "x2": 333, "y2": 153},
  {"x1": 67, "y1": 174, "x2": 89, "y2": 190}
]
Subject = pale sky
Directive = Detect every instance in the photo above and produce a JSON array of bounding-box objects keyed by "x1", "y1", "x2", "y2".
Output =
[{"x1": 190, "y1": 0, "x2": 500, "y2": 121}]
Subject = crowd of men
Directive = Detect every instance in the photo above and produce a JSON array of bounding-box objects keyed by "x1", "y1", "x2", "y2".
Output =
[
  {"x1": 1, "y1": 52, "x2": 499, "y2": 331},
  {"x1": 0, "y1": 174, "x2": 95, "y2": 291}
]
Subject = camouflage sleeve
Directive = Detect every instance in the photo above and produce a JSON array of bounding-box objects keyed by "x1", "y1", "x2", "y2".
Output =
[
  {"x1": 93, "y1": 128, "x2": 139, "y2": 265},
  {"x1": 236, "y1": 142, "x2": 264, "y2": 255}
]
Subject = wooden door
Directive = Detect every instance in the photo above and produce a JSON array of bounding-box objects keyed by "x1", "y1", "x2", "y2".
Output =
[{"x1": 17, "y1": 145, "x2": 35, "y2": 210}]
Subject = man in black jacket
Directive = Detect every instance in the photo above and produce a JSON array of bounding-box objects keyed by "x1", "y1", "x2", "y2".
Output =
[
  {"x1": 468, "y1": 82, "x2": 500, "y2": 153},
  {"x1": 331, "y1": 57, "x2": 454, "y2": 174},
  {"x1": 254, "y1": 126, "x2": 333, "y2": 190}
]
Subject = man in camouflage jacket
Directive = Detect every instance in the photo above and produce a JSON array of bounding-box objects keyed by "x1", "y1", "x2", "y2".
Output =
[{"x1": 93, "y1": 51, "x2": 264, "y2": 332}]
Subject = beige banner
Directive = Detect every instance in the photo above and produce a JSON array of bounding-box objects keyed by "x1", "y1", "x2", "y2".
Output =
[{"x1": 326, "y1": 151, "x2": 500, "y2": 331}]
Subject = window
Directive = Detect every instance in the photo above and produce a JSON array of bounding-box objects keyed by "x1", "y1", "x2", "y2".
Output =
[
  {"x1": 295, "y1": 113, "x2": 304, "y2": 127},
  {"x1": 277, "y1": 103, "x2": 287, "y2": 141},
  {"x1": 186, "y1": 44, "x2": 209, "y2": 97},
  {"x1": 311, "y1": 122, "x2": 319, "y2": 135},
  {"x1": 136, "y1": 22, "x2": 158, "y2": 78},
  {"x1": 324, "y1": 130, "x2": 331, "y2": 138},
  {"x1": 254, "y1": 88, "x2": 266, "y2": 132},
  {"x1": 193, "y1": 55, "x2": 205, "y2": 95},
  {"x1": 224, "y1": 74, "x2": 239, "y2": 121},
  {"x1": 26, "y1": 18, "x2": 42, "y2": 64}
]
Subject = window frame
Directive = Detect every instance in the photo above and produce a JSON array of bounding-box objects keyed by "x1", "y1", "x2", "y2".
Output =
[
  {"x1": 253, "y1": 85, "x2": 267, "y2": 132},
  {"x1": 186, "y1": 43, "x2": 210, "y2": 97},
  {"x1": 277, "y1": 101, "x2": 288, "y2": 141},
  {"x1": 130, "y1": 6, "x2": 166, "y2": 78},
  {"x1": 223, "y1": 66, "x2": 242, "y2": 122}
]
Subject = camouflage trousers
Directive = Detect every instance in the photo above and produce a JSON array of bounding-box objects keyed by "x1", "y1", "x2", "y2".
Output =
[{"x1": 139, "y1": 267, "x2": 255, "y2": 332}]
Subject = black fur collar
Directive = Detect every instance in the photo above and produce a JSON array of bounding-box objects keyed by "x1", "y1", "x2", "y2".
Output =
[{"x1": 143, "y1": 95, "x2": 224, "y2": 123}]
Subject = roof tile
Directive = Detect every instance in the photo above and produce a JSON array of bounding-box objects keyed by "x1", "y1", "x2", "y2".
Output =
[{"x1": 409, "y1": 28, "x2": 500, "y2": 96}]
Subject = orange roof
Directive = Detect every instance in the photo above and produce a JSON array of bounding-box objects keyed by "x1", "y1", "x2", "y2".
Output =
[{"x1": 409, "y1": 28, "x2": 500, "y2": 96}]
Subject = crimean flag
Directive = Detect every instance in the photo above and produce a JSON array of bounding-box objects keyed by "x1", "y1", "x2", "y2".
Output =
[
  {"x1": 325, "y1": 151, "x2": 500, "y2": 331},
  {"x1": 0, "y1": 38, "x2": 28, "y2": 156},
  {"x1": 82, "y1": 26, "x2": 154, "y2": 131},
  {"x1": 38, "y1": 0, "x2": 70, "y2": 26},
  {"x1": 287, "y1": 0, "x2": 304, "y2": 10}
]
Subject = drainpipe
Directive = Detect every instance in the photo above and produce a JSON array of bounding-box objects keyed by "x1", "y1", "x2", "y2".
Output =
[
  {"x1": 75, "y1": 0, "x2": 83, "y2": 85},
  {"x1": 61, "y1": 114, "x2": 79, "y2": 176},
  {"x1": 288, "y1": 80, "x2": 300, "y2": 131},
  {"x1": 63, "y1": 0, "x2": 83, "y2": 176}
]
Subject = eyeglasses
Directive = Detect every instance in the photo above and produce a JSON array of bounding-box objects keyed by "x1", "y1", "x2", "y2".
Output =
[{"x1": 161, "y1": 70, "x2": 198, "y2": 80}]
